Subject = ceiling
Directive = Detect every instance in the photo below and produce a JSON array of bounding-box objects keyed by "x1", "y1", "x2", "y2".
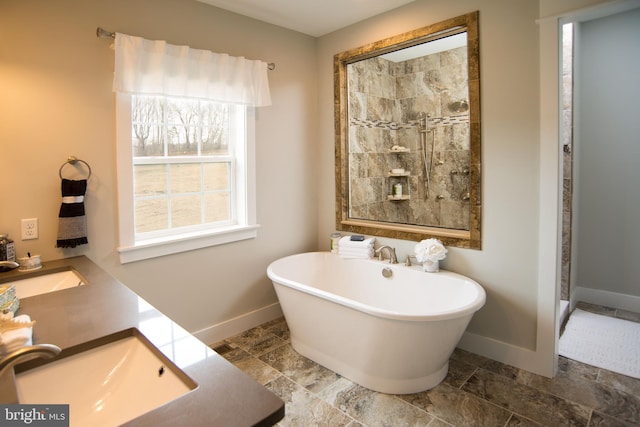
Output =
[{"x1": 195, "y1": 0, "x2": 416, "y2": 37}]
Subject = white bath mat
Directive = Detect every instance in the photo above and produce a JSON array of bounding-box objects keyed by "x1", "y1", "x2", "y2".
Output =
[{"x1": 559, "y1": 308, "x2": 640, "y2": 379}]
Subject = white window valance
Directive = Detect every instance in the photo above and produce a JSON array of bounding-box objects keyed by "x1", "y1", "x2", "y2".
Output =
[{"x1": 113, "y1": 33, "x2": 271, "y2": 106}]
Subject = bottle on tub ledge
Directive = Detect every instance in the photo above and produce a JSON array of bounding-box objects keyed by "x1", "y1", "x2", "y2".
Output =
[{"x1": 330, "y1": 233, "x2": 341, "y2": 254}]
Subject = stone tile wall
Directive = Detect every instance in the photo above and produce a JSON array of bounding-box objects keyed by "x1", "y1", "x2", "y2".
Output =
[
  {"x1": 347, "y1": 46, "x2": 471, "y2": 230},
  {"x1": 561, "y1": 24, "x2": 574, "y2": 301}
]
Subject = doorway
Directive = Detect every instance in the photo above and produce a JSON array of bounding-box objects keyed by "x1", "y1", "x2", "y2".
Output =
[{"x1": 559, "y1": 4, "x2": 640, "y2": 349}]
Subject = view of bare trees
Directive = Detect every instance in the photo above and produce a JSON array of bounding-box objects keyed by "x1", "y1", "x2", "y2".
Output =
[
  {"x1": 131, "y1": 95, "x2": 233, "y2": 235},
  {"x1": 132, "y1": 96, "x2": 229, "y2": 156}
]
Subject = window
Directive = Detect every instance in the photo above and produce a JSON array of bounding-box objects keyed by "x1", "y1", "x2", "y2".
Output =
[
  {"x1": 116, "y1": 94, "x2": 258, "y2": 263},
  {"x1": 111, "y1": 33, "x2": 270, "y2": 263},
  {"x1": 132, "y1": 96, "x2": 237, "y2": 235}
]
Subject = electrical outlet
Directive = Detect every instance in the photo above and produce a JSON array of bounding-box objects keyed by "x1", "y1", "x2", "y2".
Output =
[{"x1": 21, "y1": 218, "x2": 38, "y2": 240}]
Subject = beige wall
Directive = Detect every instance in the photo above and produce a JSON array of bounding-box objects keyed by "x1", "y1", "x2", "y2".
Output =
[
  {"x1": 1, "y1": 0, "x2": 618, "y2": 375},
  {"x1": 0, "y1": 0, "x2": 318, "y2": 336},
  {"x1": 318, "y1": 0, "x2": 542, "y2": 350},
  {"x1": 318, "y1": 0, "x2": 616, "y2": 375}
]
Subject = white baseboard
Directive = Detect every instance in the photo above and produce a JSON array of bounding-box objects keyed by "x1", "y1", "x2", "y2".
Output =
[
  {"x1": 457, "y1": 331, "x2": 554, "y2": 377},
  {"x1": 192, "y1": 302, "x2": 283, "y2": 346},
  {"x1": 573, "y1": 286, "x2": 640, "y2": 313},
  {"x1": 193, "y1": 302, "x2": 560, "y2": 377}
]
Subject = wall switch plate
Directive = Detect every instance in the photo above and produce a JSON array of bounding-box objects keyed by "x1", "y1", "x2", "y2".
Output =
[{"x1": 21, "y1": 218, "x2": 38, "y2": 240}]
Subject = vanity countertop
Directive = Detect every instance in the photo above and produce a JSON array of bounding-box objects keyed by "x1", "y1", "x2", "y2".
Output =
[{"x1": 0, "y1": 256, "x2": 284, "y2": 426}]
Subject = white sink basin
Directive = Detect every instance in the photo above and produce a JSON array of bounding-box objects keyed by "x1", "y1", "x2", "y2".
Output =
[
  {"x1": 16, "y1": 330, "x2": 197, "y2": 426},
  {"x1": 9, "y1": 270, "x2": 86, "y2": 299}
]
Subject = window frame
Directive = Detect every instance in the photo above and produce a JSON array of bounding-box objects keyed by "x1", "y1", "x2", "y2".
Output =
[{"x1": 115, "y1": 93, "x2": 258, "y2": 264}]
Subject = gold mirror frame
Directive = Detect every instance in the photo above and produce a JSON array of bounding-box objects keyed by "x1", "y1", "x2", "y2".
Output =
[{"x1": 334, "y1": 11, "x2": 481, "y2": 249}]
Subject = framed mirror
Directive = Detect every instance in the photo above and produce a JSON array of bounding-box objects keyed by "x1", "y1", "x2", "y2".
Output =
[{"x1": 334, "y1": 11, "x2": 481, "y2": 249}]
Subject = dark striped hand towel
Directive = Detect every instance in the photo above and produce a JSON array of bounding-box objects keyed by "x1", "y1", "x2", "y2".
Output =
[{"x1": 56, "y1": 179, "x2": 88, "y2": 248}]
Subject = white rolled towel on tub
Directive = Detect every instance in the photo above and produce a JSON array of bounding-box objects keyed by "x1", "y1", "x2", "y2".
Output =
[
  {"x1": 338, "y1": 236, "x2": 375, "y2": 248},
  {"x1": 338, "y1": 249, "x2": 374, "y2": 259}
]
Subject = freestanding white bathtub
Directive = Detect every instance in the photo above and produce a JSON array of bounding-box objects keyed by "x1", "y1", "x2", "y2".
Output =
[{"x1": 266, "y1": 252, "x2": 486, "y2": 394}]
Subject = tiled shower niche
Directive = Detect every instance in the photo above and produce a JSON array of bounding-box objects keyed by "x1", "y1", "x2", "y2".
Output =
[{"x1": 347, "y1": 44, "x2": 470, "y2": 230}]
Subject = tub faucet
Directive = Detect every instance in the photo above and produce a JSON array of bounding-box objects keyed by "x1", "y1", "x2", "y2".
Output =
[
  {"x1": 375, "y1": 246, "x2": 398, "y2": 264},
  {"x1": 0, "y1": 344, "x2": 61, "y2": 377}
]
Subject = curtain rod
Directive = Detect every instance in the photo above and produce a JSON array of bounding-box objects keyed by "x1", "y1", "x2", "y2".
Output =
[{"x1": 96, "y1": 27, "x2": 276, "y2": 71}]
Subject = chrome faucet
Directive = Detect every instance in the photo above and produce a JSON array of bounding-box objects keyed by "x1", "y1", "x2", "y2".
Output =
[
  {"x1": 0, "y1": 344, "x2": 61, "y2": 376},
  {"x1": 375, "y1": 246, "x2": 398, "y2": 264}
]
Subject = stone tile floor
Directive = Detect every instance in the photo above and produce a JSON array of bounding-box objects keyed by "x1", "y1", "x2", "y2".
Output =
[{"x1": 212, "y1": 303, "x2": 640, "y2": 426}]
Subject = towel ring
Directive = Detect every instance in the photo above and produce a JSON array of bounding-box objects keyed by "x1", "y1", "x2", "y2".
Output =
[{"x1": 59, "y1": 156, "x2": 92, "y2": 180}]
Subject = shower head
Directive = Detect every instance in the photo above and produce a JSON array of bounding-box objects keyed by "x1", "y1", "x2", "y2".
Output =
[{"x1": 449, "y1": 99, "x2": 469, "y2": 113}]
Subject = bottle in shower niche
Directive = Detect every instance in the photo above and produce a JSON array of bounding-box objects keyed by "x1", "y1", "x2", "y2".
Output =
[
  {"x1": 0, "y1": 234, "x2": 15, "y2": 272},
  {"x1": 393, "y1": 183, "x2": 403, "y2": 198}
]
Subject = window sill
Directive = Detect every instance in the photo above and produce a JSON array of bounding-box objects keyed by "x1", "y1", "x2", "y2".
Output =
[{"x1": 117, "y1": 224, "x2": 260, "y2": 264}]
